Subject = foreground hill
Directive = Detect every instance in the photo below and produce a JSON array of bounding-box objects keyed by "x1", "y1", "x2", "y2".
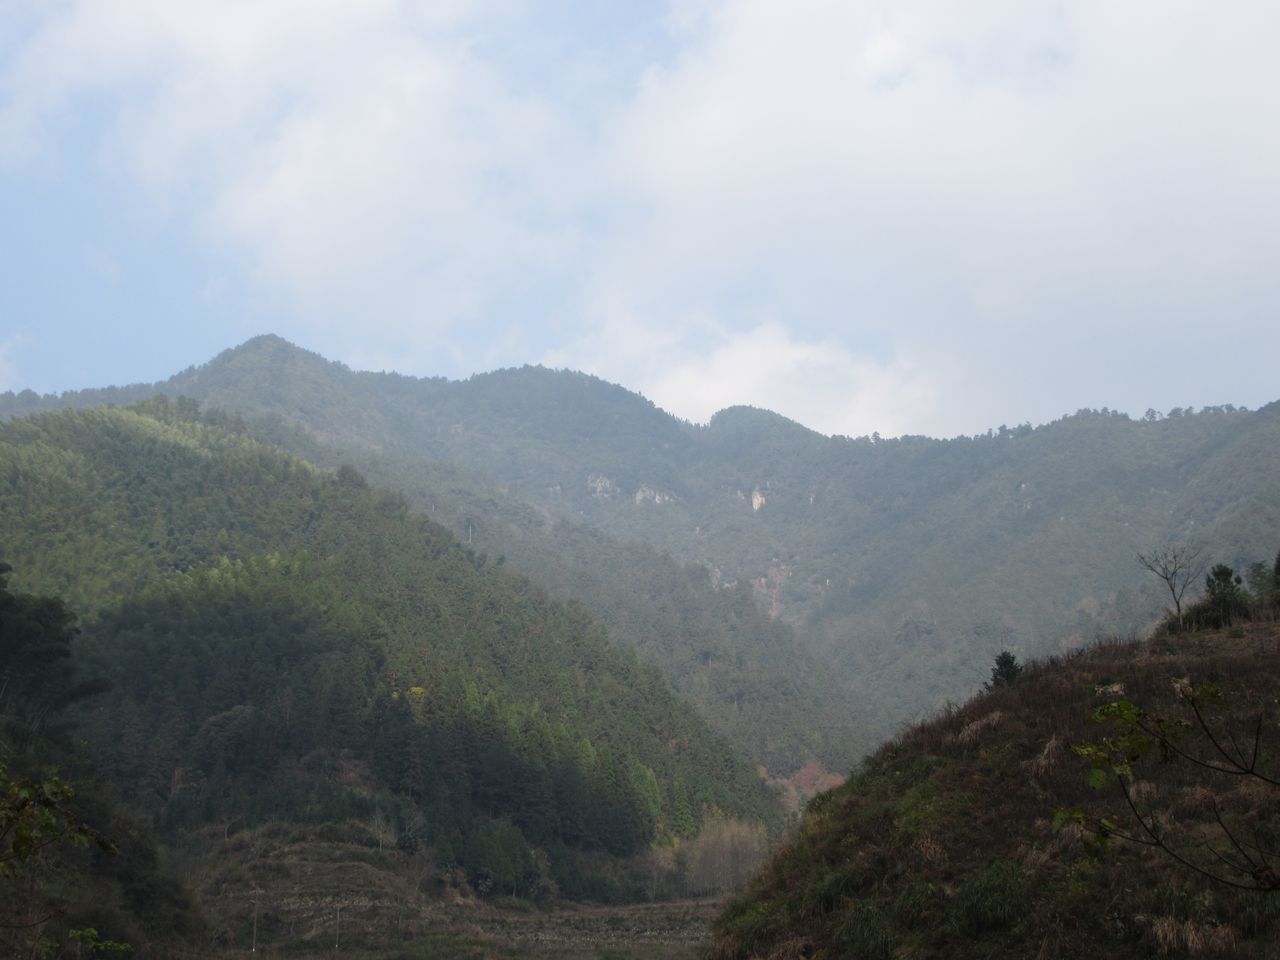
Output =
[
  {"x1": 0, "y1": 400, "x2": 781, "y2": 912},
  {"x1": 6, "y1": 335, "x2": 1279, "y2": 754},
  {"x1": 708, "y1": 616, "x2": 1280, "y2": 959},
  {"x1": 0, "y1": 565, "x2": 205, "y2": 958}
]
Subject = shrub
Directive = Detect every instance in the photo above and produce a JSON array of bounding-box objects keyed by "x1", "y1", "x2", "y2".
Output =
[
  {"x1": 891, "y1": 878, "x2": 938, "y2": 929},
  {"x1": 833, "y1": 901, "x2": 896, "y2": 960},
  {"x1": 953, "y1": 860, "x2": 1027, "y2": 935},
  {"x1": 984, "y1": 652, "x2": 1023, "y2": 691}
]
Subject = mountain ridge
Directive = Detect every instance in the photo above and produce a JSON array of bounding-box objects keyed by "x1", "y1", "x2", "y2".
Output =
[
  {"x1": 0, "y1": 398, "x2": 784, "y2": 905},
  {"x1": 708, "y1": 616, "x2": 1280, "y2": 959},
  {"x1": 4, "y1": 335, "x2": 1279, "y2": 764}
]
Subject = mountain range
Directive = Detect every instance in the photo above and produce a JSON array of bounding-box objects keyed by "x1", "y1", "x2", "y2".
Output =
[
  {"x1": 5, "y1": 335, "x2": 1280, "y2": 956},
  {"x1": 6, "y1": 334, "x2": 1278, "y2": 768}
]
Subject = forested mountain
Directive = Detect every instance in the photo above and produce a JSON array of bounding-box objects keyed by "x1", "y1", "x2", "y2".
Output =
[
  {"x1": 1, "y1": 338, "x2": 873, "y2": 775},
  {"x1": 240, "y1": 416, "x2": 869, "y2": 775},
  {"x1": 0, "y1": 400, "x2": 781, "y2": 913},
  {"x1": 6, "y1": 335, "x2": 1278, "y2": 756}
]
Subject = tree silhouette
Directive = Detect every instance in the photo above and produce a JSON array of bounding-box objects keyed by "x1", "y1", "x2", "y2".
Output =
[
  {"x1": 1137, "y1": 544, "x2": 1207, "y2": 625},
  {"x1": 984, "y1": 651, "x2": 1023, "y2": 691}
]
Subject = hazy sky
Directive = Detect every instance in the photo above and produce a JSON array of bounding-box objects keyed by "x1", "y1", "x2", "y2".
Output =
[{"x1": 3, "y1": 1, "x2": 1278, "y2": 437}]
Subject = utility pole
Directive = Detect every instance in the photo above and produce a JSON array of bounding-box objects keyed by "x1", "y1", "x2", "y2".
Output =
[
  {"x1": 334, "y1": 906, "x2": 340, "y2": 952},
  {"x1": 251, "y1": 894, "x2": 259, "y2": 953}
]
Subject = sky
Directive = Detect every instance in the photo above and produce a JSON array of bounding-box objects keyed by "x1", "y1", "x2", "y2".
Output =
[{"x1": 2, "y1": 1, "x2": 1278, "y2": 439}]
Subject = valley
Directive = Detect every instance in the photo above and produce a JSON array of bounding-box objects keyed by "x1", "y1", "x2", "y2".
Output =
[
  {"x1": 7, "y1": 336, "x2": 1279, "y2": 757},
  {"x1": 3, "y1": 340, "x2": 1279, "y2": 958},
  {"x1": 5, "y1": 6, "x2": 1274, "y2": 956}
]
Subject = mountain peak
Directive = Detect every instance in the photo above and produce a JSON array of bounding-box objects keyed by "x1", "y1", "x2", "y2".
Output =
[
  {"x1": 201, "y1": 334, "x2": 334, "y2": 372},
  {"x1": 708, "y1": 405, "x2": 817, "y2": 438}
]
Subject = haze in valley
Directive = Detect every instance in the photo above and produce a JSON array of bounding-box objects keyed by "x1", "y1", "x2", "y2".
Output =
[{"x1": 4, "y1": 4, "x2": 1280, "y2": 959}]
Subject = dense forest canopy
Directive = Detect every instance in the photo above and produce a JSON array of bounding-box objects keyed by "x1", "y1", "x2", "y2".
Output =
[
  {"x1": 0, "y1": 563, "x2": 204, "y2": 956},
  {"x1": 4, "y1": 338, "x2": 1280, "y2": 957},
  {"x1": 0, "y1": 399, "x2": 782, "y2": 911},
  {"x1": 5, "y1": 335, "x2": 1278, "y2": 758}
]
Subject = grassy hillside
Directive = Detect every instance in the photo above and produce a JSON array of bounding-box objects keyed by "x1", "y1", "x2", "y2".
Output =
[
  {"x1": 0, "y1": 399, "x2": 782, "y2": 910},
  {"x1": 708, "y1": 611, "x2": 1280, "y2": 958}
]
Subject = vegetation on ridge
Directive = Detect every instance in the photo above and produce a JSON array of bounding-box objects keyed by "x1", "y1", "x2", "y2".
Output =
[
  {"x1": 7, "y1": 335, "x2": 1280, "y2": 760},
  {"x1": 0, "y1": 399, "x2": 782, "y2": 924},
  {"x1": 708, "y1": 557, "x2": 1280, "y2": 959}
]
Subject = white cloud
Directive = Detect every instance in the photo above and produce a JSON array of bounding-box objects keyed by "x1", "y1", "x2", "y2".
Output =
[
  {"x1": 546, "y1": 319, "x2": 939, "y2": 437},
  {"x1": 3, "y1": 1, "x2": 1279, "y2": 434},
  {"x1": 592, "y1": 1, "x2": 1280, "y2": 431},
  {"x1": 0, "y1": 0, "x2": 582, "y2": 348},
  {"x1": 648, "y1": 324, "x2": 938, "y2": 437}
]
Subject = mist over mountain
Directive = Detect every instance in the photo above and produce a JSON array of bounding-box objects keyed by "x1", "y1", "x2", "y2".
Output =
[
  {"x1": 6, "y1": 337, "x2": 1280, "y2": 958},
  {"x1": 6, "y1": 334, "x2": 1277, "y2": 758},
  {"x1": 7, "y1": 4, "x2": 1280, "y2": 955}
]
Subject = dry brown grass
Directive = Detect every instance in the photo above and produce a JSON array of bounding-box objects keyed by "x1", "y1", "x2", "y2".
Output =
[
  {"x1": 1171, "y1": 785, "x2": 1218, "y2": 818},
  {"x1": 707, "y1": 620, "x2": 1280, "y2": 960},
  {"x1": 1151, "y1": 916, "x2": 1239, "y2": 955},
  {"x1": 762, "y1": 936, "x2": 814, "y2": 960},
  {"x1": 913, "y1": 833, "x2": 947, "y2": 866},
  {"x1": 1129, "y1": 779, "x2": 1160, "y2": 805},
  {"x1": 1027, "y1": 734, "x2": 1063, "y2": 781},
  {"x1": 957, "y1": 710, "x2": 1004, "y2": 747}
]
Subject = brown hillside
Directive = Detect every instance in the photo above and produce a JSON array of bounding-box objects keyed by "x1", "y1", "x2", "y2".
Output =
[{"x1": 709, "y1": 619, "x2": 1280, "y2": 959}]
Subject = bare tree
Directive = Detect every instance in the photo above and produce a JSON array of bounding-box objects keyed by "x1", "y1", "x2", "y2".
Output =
[
  {"x1": 1073, "y1": 682, "x2": 1280, "y2": 892},
  {"x1": 1138, "y1": 544, "x2": 1207, "y2": 623}
]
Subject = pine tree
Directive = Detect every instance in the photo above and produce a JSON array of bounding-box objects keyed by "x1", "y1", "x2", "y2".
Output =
[{"x1": 984, "y1": 651, "x2": 1023, "y2": 691}]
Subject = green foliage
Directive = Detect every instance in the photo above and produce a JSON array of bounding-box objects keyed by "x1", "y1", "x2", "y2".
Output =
[
  {"x1": 0, "y1": 761, "x2": 96, "y2": 877},
  {"x1": 0, "y1": 567, "x2": 112, "y2": 880},
  {"x1": 889, "y1": 877, "x2": 937, "y2": 929},
  {"x1": 1194, "y1": 563, "x2": 1251, "y2": 627},
  {"x1": 712, "y1": 899, "x2": 783, "y2": 957},
  {"x1": 1156, "y1": 555, "x2": 1274, "y2": 633},
  {"x1": 65, "y1": 927, "x2": 134, "y2": 957},
  {"x1": 0, "y1": 563, "x2": 108, "y2": 755},
  {"x1": 0, "y1": 401, "x2": 782, "y2": 905},
  {"x1": 952, "y1": 860, "x2": 1027, "y2": 935},
  {"x1": 1073, "y1": 675, "x2": 1280, "y2": 893},
  {"x1": 1073, "y1": 697, "x2": 1170, "y2": 784},
  {"x1": 984, "y1": 650, "x2": 1023, "y2": 691},
  {"x1": 241, "y1": 408, "x2": 865, "y2": 774},
  {"x1": 833, "y1": 901, "x2": 896, "y2": 959},
  {"x1": 892, "y1": 777, "x2": 968, "y2": 839},
  {"x1": 0, "y1": 568, "x2": 200, "y2": 958},
  {"x1": 462, "y1": 819, "x2": 540, "y2": 896},
  {"x1": 8, "y1": 337, "x2": 1280, "y2": 770},
  {"x1": 710, "y1": 618, "x2": 1280, "y2": 959}
]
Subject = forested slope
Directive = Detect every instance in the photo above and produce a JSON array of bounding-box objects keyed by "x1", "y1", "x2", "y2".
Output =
[
  {"x1": 0, "y1": 399, "x2": 781, "y2": 903},
  {"x1": 2, "y1": 339, "x2": 869, "y2": 774},
  {"x1": 242, "y1": 414, "x2": 870, "y2": 773},
  {"x1": 0, "y1": 565, "x2": 204, "y2": 958},
  {"x1": 6, "y1": 335, "x2": 1280, "y2": 753}
]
